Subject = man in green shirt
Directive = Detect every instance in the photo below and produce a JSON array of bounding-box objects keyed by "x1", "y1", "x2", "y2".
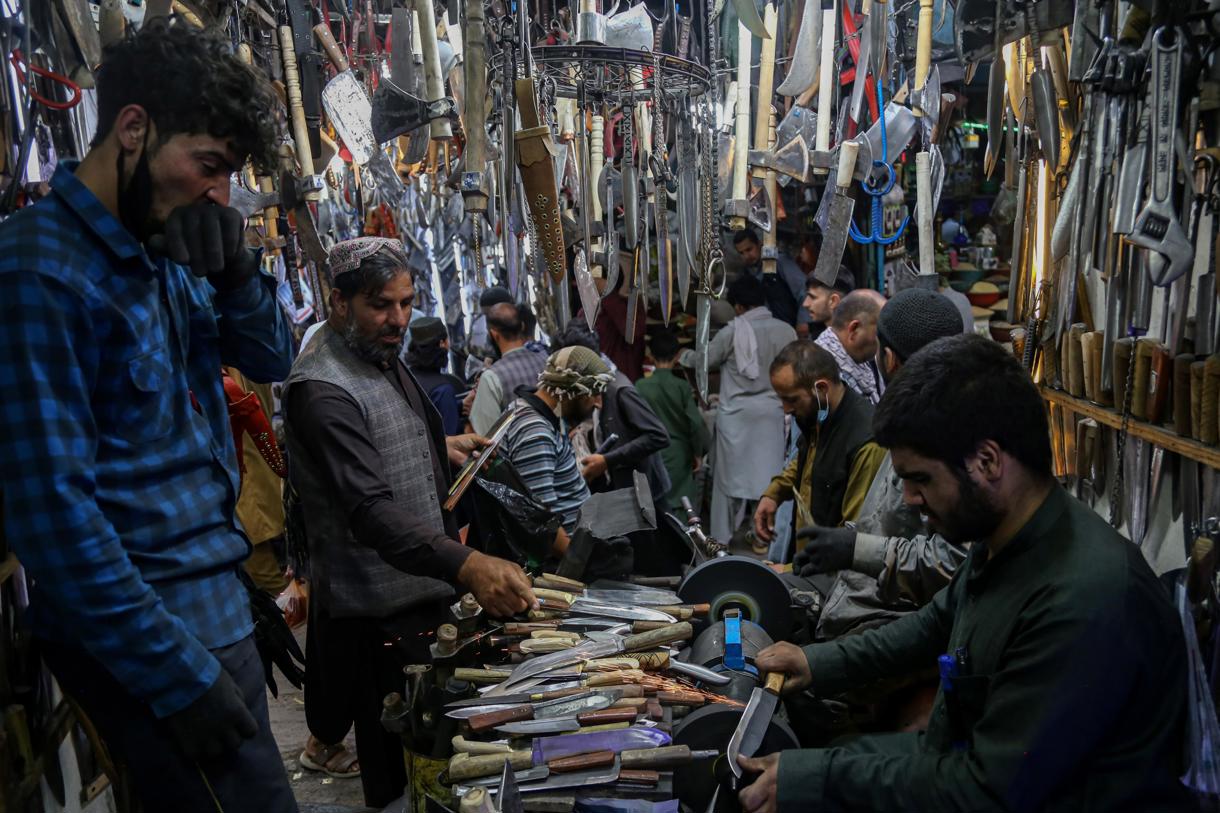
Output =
[
  {"x1": 738, "y1": 333, "x2": 1191, "y2": 813},
  {"x1": 636, "y1": 331, "x2": 709, "y2": 505}
]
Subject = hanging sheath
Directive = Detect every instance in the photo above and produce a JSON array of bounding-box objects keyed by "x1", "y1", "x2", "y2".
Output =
[{"x1": 515, "y1": 78, "x2": 567, "y2": 283}]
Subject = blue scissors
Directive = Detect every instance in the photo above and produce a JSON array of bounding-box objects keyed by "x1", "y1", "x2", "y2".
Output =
[{"x1": 849, "y1": 75, "x2": 910, "y2": 288}]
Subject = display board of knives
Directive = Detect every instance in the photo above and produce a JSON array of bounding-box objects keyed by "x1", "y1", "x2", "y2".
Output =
[{"x1": 428, "y1": 572, "x2": 739, "y2": 808}]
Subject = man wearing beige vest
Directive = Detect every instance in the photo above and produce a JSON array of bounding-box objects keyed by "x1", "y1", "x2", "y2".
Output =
[{"x1": 283, "y1": 238, "x2": 536, "y2": 808}]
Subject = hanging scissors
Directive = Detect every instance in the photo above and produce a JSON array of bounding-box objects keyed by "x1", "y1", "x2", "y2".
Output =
[{"x1": 849, "y1": 74, "x2": 909, "y2": 288}]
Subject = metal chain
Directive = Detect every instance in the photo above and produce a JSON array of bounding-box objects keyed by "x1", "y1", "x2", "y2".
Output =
[
  {"x1": 471, "y1": 219, "x2": 482, "y2": 285},
  {"x1": 700, "y1": 0, "x2": 723, "y2": 273},
  {"x1": 1109, "y1": 341, "x2": 1138, "y2": 527},
  {"x1": 653, "y1": 51, "x2": 665, "y2": 175}
]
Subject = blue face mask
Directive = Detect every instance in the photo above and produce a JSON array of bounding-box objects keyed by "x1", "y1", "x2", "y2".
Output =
[{"x1": 815, "y1": 386, "x2": 829, "y2": 424}]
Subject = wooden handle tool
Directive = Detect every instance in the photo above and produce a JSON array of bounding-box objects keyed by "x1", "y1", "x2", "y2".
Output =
[
  {"x1": 468, "y1": 705, "x2": 534, "y2": 734},
  {"x1": 461, "y1": 788, "x2": 497, "y2": 813},
  {"x1": 1148, "y1": 343, "x2": 1171, "y2": 425},
  {"x1": 448, "y1": 750, "x2": 534, "y2": 781},
  {"x1": 1202, "y1": 354, "x2": 1220, "y2": 445},
  {"x1": 1080, "y1": 330, "x2": 1099, "y2": 403},
  {"x1": 622, "y1": 622, "x2": 693, "y2": 651},
  {"x1": 1174, "y1": 354, "x2": 1194, "y2": 437},
  {"x1": 1067, "y1": 323, "x2": 1086, "y2": 397},
  {"x1": 547, "y1": 750, "x2": 616, "y2": 773},
  {"x1": 312, "y1": 23, "x2": 350, "y2": 72}
]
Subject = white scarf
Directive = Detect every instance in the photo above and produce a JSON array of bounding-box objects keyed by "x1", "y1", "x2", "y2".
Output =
[{"x1": 732, "y1": 306, "x2": 772, "y2": 380}]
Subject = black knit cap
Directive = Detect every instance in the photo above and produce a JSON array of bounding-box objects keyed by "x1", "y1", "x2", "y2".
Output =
[
  {"x1": 409, "y1": 316, "x2": 447, "y2": 345},
  {"x1": 479, "y1": 286, "x2": 514, "y2": 308},
  {"x1": 877, "y1": 289, "x2": 965, "y2": 362}
]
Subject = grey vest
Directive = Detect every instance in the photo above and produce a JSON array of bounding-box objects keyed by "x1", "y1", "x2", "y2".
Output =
[
  {"x1": 284, "y1": 324, "x2": 454, "y2": 618},
  {"x1": 490, "y1": 346, "x2": 548, "y2": 405}
]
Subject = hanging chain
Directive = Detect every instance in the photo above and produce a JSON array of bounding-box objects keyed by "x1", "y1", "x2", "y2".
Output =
[
  {"x1": 471, "y1": 220, "x2": 483, "y2": 285},
  {"x1": 704, "y1": 0, "x2": 723, "y2": 271},
  {"x1": 1109, "y1": 340, "x2": 1138, "y2": 527},
  {"x1": 652, "y1": 51, "x2": 666, "y2": 176}
]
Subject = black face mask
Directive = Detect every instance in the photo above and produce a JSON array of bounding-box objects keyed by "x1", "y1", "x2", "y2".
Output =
[{"x1": 117, "y1": 130, "x2": 155, "y2": 241}]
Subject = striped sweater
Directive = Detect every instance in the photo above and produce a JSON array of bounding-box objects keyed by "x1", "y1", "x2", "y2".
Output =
[{"x1": 501, "y1": 396, "x2": 590, "y2": 532}]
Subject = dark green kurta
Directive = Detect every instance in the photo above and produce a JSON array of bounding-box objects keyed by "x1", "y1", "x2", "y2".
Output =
[
  {"x1": 777, "y1": 486, "x2": 1191, "y2": 812},
  {"x1": 635, "y1": 368, "x2": 709, "y2": 504}
]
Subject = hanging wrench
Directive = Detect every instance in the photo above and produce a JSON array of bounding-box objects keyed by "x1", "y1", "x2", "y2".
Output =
[{"x1": 1129, "y1": 27, "x2": 1194, "y2": 285}]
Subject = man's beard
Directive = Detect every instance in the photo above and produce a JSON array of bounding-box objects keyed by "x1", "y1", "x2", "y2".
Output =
[
  {"x1": 117, "y1": 142, "x2": 157, "y2": 241},
  {"x1": 795, "y1": 409, "x2": 818, "y2": 436},
  {"x1": 342, "y1": 315, "x2": 405, "y2": 368},
  {"x1": 560, "y1": 398, "x2": 594, "y2": 424},
  {"x1": 925, "y1": 467, "x2": 1004, "y2": 545}
]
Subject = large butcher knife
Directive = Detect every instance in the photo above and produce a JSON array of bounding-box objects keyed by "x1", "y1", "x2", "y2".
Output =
[
  {"x1": 726, "y1": 672, "x2": 785, "y2": 784},
  {"x1": 811, "y1": 140, "x2": 859, "y2": 285},
  {"x1": 313, "y1": 23, "x2": 376, "y2": 166}
]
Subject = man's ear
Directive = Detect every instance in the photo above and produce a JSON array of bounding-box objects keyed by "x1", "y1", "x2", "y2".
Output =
[
  {"x1": 330, "y1": 288, "x2": 348, "y2": 318},
  {"x1": 969, "y1": 440, "x2": 1004, "y2": 483},
  {"x1": 883, "y1": 347, "x2": 900, "y2": 376},
  {"x1": 113, "y1": 105, "x2": 151, "y2": 155}
]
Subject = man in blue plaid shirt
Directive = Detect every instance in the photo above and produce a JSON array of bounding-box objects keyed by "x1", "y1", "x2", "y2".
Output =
[{"x1": 0, "y1": 21, "x2": 297, "y2": 811}]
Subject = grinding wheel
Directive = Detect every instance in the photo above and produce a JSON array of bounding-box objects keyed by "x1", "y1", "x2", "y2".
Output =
[
  {"x1": 672, "y1": 703, "x2": 800, "y2": 811},
  {"x1": 678, "y1": 557, "x2": 792, "y2": 639}
]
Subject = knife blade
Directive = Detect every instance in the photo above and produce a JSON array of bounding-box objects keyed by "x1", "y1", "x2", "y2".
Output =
[
  {"x1": 497, "y1": 706, "x2": 640, "y2": 735},
  {"x1": 812, "y1": 141, "x2": 860, "y2": 285},
  {"x1": 567, "y1": 599, "x2": 678, "y2": 621},
  {"x1": 498, "y1": 757, "x2": 526, "y2": 813},
  {"x1": 727, "y1": 672, "x2": 785, "y2": 780},
  {"x1": 488, "y1": 623, "x2": 692, "y2": 696}
]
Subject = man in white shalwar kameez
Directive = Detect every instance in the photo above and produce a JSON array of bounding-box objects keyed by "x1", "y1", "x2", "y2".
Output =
[{"x1": 704, "y1": 275, "x2": 798, "y2": 542}]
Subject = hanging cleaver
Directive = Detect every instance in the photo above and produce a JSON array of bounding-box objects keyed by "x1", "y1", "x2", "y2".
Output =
[
  {"x1": 313, "y1": 23, "x2": 377, "y2": 166},
  {"x1": 811, "y1": 140, "x2": 859, "y2": 286}
]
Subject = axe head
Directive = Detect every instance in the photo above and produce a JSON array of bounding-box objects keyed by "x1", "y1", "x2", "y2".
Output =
[
  {"x1": 372, "y1": 82, "x2": 457, "y2": 143},
  {"x1": 747, "y1": 177, "x2": 772, "y2": 232}
]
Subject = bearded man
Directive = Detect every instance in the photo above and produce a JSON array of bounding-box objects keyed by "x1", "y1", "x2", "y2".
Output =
[
  {"x1": 739, "y1": 334, "x2": 1192, "y2": 813},
  {"x1": 283, "y1": 237, "x2": 537, "y2": 808}
]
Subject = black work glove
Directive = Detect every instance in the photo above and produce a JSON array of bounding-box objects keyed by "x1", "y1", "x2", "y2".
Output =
[
  {"x1": 163, "y1": 204, "x2": 260, "y2": 290},
  {"x1": 165, "y1": 668, "x2": 258, "y2": 762},
  {"x1": 792, "y1": 526, "x2": 857, "y2": 576}
]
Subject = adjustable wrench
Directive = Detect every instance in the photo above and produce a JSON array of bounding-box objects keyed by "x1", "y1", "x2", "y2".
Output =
[{"x1": 1129, "y1": 27, "x2": 1194, "y2": 285}]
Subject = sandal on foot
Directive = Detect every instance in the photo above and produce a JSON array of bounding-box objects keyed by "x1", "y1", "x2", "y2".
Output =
[{"x1": 299, "y1": 742, "x2": 361, "y2": 778}]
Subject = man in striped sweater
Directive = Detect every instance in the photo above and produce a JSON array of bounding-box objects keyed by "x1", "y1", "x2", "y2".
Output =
[{"x1": 500, "y1": 346, "x2": 615, "y2": 533}]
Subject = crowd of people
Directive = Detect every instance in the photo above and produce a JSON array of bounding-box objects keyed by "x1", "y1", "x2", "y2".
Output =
[{"x1": 0, "y1": 22, "x2": 1198, "y2": 813}]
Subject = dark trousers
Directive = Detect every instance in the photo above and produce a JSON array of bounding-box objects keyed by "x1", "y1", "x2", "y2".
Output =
[
  {"x1": 305, "y1": 598, "x2": 441, "y2": 809},
  {"x1": 40, "y1": 635, "x2": 297, "y2": 813}
]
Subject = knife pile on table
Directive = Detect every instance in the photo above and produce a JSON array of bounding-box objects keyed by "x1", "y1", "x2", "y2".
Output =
[{"x1": 441, "y1": 574, "x2": 730, "y2": 807}]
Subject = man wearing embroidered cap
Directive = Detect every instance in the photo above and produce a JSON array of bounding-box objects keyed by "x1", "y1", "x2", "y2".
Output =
[{"x1": 283, "y1": 237, "x2": 537, "y2": 807}]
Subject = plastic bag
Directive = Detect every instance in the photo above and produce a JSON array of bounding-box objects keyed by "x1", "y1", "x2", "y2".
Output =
[
  {"x1": 1178, "y1": 578, "x2": 1220, "y2": 798},
  {"x1": 470, "y1": 476, "x2": 561, "y2": 564},
  {"x1": 277, "y1": 578, "x2": 309, "y2": 630}
]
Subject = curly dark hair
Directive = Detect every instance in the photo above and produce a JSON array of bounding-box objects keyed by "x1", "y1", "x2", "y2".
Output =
[
  {"x1": 873, "y1": 333, "x2": 1053, "y2": 479},
  {"x1": 92, "y1": 18, "x2": 279, "y2": 172}
]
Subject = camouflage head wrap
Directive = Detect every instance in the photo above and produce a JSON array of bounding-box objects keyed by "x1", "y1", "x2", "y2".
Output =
[
  {"x1": 327, "y1": 237, "x2": 407, "y2": 278},
  {"x1": 538, "y1": 346, "x2": 614, "y2": 399}
]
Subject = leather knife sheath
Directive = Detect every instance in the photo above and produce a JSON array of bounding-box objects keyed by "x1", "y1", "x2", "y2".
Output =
[{"x1": 515, "y1": 78, "x2": 567, "y2": 283}]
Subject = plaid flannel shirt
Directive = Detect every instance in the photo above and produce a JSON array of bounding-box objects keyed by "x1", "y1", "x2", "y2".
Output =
[{"x1": 0, "y1": 162, "x2": 294, "y2": 717}]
